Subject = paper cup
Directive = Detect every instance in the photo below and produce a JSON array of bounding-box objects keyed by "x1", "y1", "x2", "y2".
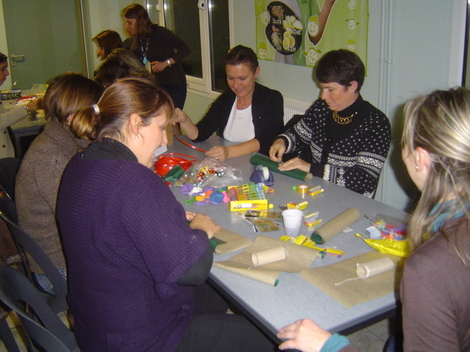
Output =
[{"x1": 282, "y1": 209, "x2": 304, "y2": 237}]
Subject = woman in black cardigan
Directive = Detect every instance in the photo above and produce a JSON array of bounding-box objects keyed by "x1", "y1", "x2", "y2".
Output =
[{"x1": 174, "y1": 45, "x2": 284, "y2": 161}]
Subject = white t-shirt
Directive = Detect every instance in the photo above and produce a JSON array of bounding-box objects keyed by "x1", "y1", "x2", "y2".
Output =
[{"x1": 223, "y1": 101, "x2": 255, "y2": 142}]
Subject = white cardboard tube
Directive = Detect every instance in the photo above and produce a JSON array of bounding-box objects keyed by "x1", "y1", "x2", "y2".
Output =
[{"x1": 251, "y1": 246, "x2": 287, "y2": 267}]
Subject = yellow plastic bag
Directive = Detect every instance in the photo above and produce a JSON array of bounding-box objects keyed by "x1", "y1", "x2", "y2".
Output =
[{"x1": 356, "y1": 233, "x2": 411, "y2": 258}]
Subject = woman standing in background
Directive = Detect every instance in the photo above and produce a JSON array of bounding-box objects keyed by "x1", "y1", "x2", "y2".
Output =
[{"x1": 122, "y1": 3, "x2": 190, "y2": 110}]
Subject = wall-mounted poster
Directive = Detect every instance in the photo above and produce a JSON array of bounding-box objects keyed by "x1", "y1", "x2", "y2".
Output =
[{"x1": 255, "y1": 0, "x2": 368, "y2": 68}]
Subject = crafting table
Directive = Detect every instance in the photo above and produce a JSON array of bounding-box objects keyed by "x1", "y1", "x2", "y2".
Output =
[{"x1": 168, "y1": 135, "x2": 407, "y2": 339}]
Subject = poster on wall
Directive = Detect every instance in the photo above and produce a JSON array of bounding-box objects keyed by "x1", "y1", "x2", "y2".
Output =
[{"x1": 255, "y1": 0, "x2": 368, "y2": 68}]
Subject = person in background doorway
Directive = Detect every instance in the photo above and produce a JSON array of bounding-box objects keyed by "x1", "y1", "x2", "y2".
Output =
[
  {"x1": 92, "y1": 30, "x2": 123, "y2": 61},
  {"x1": 15, "y1": 73, "x2": 102, "y2": 293},
  {"x1": 122, "y1": 3, "x2": 190, "y2": 111},
  {"x1": 174, "y1": 45, "x2": 284, "y2": 161},
  {"x1": 0, "y1": 52, "x2": 42, "y2": 158}
]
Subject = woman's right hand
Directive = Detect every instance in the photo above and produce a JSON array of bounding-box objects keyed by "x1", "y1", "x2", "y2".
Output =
[
  {"x1": 269, "y1": 138, "x2": 286, "y2": 162},
  {"x1": 173, "y1": 108, "x2": 189, "y2": 125},
  {"x1": 189, "y1": 213, "x2": 221, "y2": 239}
]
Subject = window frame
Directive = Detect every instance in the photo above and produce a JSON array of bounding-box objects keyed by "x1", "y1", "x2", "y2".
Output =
[{"x1": 155, "y1": 0, "x2": 233, "y2": 99}]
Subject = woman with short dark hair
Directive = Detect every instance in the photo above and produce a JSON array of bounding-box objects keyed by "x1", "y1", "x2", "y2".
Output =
[{"x1": 269, "y1": 49, "x2": 391, "y2": 197}]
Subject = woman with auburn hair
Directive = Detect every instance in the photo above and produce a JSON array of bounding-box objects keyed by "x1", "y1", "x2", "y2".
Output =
[
  {"x1": 276, "y1": 87, "x2": 470, "y2": 352},
  {"x1": 57, "y1": 78, "x2": 276, "y2": 351},
  {"x1": 122, "y1": 3, "x2": 190, "y2": 110},
  {"x1": 92, "y1": 29, "x2": 123, "y2": 61}
]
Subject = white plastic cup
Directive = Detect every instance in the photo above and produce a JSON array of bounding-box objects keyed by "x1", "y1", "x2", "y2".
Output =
[{"x1": 282, "y1": 209, "x2": 304, "y2": 237}]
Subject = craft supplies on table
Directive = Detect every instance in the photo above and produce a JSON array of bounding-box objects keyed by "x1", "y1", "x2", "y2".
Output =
[
  {"x1": 228, "y1": 182, "x2": 269, "y2": 211},
  {"x1": 250, "y1": 152, "x2": 313, "y2": 181}
]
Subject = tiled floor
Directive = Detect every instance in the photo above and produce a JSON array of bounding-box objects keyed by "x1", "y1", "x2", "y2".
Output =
[{"x1": 0, "y1": 313, "x2": 392, "y2": 352}]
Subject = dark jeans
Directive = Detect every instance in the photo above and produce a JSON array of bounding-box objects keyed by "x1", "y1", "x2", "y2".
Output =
[
  {"x1": 175, "y1": 282, "x2": 277, "y2": 351},
  {"x1": 162, "y1": 78, "x2": 187, "y2": 110},
  {"x1": 175, "y1": 313, "x2": 276, "y2": 352}
]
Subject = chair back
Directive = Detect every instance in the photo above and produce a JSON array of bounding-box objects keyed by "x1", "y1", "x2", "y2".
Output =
[
  {"x1": 0, "y1": 208, "x2": 68, "y2": 313},
  {"x1": 0, "y1": 266, "x2": 78, "y2": 352},
  {"x1": 0, "y1": 157, "x2": 21, "y2": 201}
]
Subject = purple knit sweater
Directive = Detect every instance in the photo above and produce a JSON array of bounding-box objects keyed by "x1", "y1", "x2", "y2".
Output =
[{"x1": 57, "y1": 154, "x2": 209, "y2": 351}]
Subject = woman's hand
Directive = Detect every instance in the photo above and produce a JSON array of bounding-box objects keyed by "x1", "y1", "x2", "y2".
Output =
[
  {"x1": 173, "y1": 108, "x2": 189, "y2": 124},
  {"x1": 278, "y1": 157, "x2": 310, "y2": 173},
  {"x1": 26, "y1": 97, "x2": 43, "y2": 112},
  {"x1": 185, "y1": 211, "x2": 197, "y2": 221},
  {"x1": 189, "y1": 213, "x2": 221, "y2": 239},
  {"x1": 151, "y1": 61, "x2": 170, "y2": 73},
  {"x1": 206, "y1": 145, "x2": 229, "y2": 161},
  {"x1": 269, "y1": 139, "x2": 286, "y2": 162},
  {"x1": 277, "y1": 319, "x2": 331, "y2": 352}
]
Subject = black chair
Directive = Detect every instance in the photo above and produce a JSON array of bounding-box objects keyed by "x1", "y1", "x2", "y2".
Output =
[
  {"x1": 0, "y1": 157, "x2": 21, "y2": 201},
  {"x1": 0, "y1": 266, "x2": 79, "y2": 352},
  {"x1": 0, "y1": 201, "x2": 68, "y2": 314}
]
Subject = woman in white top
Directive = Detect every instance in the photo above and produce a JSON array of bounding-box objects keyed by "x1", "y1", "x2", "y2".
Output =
[{"x1": 174, "y1": 45, "x2": 284, "y2": 161}]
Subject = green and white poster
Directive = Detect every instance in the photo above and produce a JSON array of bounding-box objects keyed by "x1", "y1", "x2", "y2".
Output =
[{"x1": 255, "y1": 0, "x2": 368, "y2": 67}]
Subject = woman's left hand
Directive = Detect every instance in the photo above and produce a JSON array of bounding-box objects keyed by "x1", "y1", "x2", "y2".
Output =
[
  {"x1": 278, "y1": 157, "x2": 310, "y2": 173},
  {"x1": 206, "y1": 146, "x2": 229, "y2": 161},
  {"x1": 151, "y1": 61, "x2": 169, "y2": 73},
  {"x1": 185, "y1": 211, "x2": 197, "y2": 221}
]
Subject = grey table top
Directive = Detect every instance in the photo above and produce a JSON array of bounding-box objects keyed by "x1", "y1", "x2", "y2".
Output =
[{"x1": 167, "y1": 135, "x2": 407, "y2": 337}]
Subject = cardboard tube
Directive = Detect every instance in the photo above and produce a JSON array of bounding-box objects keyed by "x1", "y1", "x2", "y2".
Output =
[
  {"x1": 356, "y1": 257, "x2": 395, "y2": 279},
  {"x1": 251, "y1": 246, "x2": 287, "y2": 266},
  {"x1": 311, "y1": 207, "x2": 360, "y2": 244},
  {"x1": 250, "y1": 153, "x2": 313, "y2": 181}
]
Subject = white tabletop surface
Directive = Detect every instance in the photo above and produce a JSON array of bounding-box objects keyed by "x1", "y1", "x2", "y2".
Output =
[{"x1": 167, "y1": 136, "x2": 407, "y2": 337}]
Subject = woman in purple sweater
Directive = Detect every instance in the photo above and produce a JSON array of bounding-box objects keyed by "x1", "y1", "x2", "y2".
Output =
[
  {"x1": 57, "y1": 78, "x2": 275, "y2": 351},
  {"x1": 277, "y1": 88, "x2": 470, "y2": 351}
]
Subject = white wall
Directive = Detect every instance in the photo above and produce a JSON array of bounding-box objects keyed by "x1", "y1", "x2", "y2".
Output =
[{"x1": 184, "y1": 0, "x2": 466, "y2": 211}]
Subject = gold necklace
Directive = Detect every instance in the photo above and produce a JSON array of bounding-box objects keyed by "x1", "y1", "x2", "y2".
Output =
[{"x1": 332, "y1": 110, "x2": 356, "y2": 124}]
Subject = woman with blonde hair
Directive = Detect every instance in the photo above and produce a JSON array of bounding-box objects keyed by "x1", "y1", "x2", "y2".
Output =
[{"x1": 277, "y1": 87, "x2": 470, "y2": 351}]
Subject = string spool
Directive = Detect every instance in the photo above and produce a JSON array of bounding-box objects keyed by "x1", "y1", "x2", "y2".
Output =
[
  {"x1": 334, "y1": 256, "x2": 395, "y2": 285},
  {"x1": 294, "y1": 184, "x2": 310, "y2": 197},
  {"x1": 356, "y1": 257, "x2": 395, "y2": 279}
]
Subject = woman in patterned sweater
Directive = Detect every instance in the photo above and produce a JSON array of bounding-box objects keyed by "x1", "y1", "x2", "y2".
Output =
[{"x1": 269, "y1": 49, "x2": 391, "y2": 197}]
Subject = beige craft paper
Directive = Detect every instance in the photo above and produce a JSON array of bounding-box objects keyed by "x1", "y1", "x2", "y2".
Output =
[
  {"x1": 300, "y1": 251, "x2": 403, "y2": 308},
  {"x1": 213, "y1": 235, "x2": 319, "y2": 286},
  {"x1": 213, "y1": 228, "x2": 252, "y2": 255}
]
